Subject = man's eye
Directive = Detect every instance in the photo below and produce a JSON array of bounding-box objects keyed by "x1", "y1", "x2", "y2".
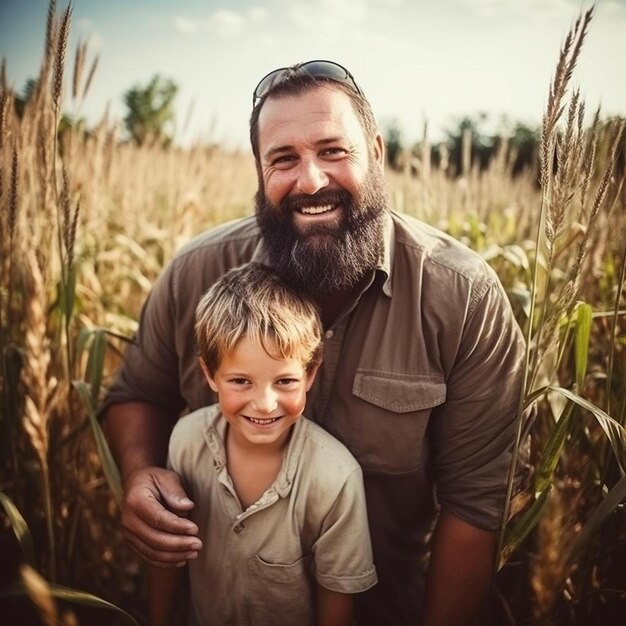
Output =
[
  {"x1": 272, "y1": 155, "x2": 296, "y2": 166},
  {"x1": 322, "y1": 147, "x2": 346, "y2": 157}
]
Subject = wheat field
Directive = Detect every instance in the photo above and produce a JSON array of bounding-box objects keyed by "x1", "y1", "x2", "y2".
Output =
[{"x1": 1, "y1": 3, "x2": 625, "y2": 625}]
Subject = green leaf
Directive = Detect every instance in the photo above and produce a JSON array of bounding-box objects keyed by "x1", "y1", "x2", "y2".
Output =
[
  {"x1": 574, "y1": 303, "x2": 592, "y2": 390},
  {"x1": 565, "y1": 473, "x2": 626, "y2": 566},
  {"x1": 499, "y1": 487, "x2": 551, "y2": 569},
  {"x1": 548, "y1": 385, "x2": 626, "y2": 475},
  {"x1": 0, "y1": 492, "x2": 36, "y2": 566},
  {"x1": 73, "y1": 381, "x2": 122, "y2": 503},
  {"x1": 85, "y1": 329, "x2": 107, "y2": 405},
  {"x1": 59, "y1": 263, "x2": 78, "y2": 321},
  {"x1": 534, "y1": 401, "x2": 574, "y2": 494}
]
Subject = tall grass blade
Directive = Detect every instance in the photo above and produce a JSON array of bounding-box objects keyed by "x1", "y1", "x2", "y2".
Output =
[
  {"x1": 499, "y1": 487, "x2": 551, "y2": 569},
  {"x1": 0, "y1": 491, "x2": 36, "y2": 566},
  {"x1": 73, "y1": 381, "x2": 122, "y2": 503},
  {"x1": 534, "y1": 402, "x2": 574, "y2": 495},
  {"x1": 565, "y1": 473, "x2": 626, "y2": 567},
  {"x1": 549, "y1": 385, "x2": 626, "y2": 475},
  {"x1": 78, "y1": 328, "x2": 107, "y2": 406},
  {"x1": 1, "y1": 574, "x2": 140, "y2": 626},
  {"x1": 574, "y1": 302, "x2": 592, "y2": 390}
]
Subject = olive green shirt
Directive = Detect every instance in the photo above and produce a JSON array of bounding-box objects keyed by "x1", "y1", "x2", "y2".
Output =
[{"x1": 104, "y1": 210, "x2": 525, "y2": 624}]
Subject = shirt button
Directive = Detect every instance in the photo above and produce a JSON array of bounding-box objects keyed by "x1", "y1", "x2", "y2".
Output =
[
  {"x1": 234, "y1": 523, "x2": 244, "y2": 533},
  {"x1": 325, "y1": 330, "x2": 334, "y2": 339}
]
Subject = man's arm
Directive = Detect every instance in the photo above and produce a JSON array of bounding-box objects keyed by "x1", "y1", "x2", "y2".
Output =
[
  {"x1": 316, "y1": 584, "x2": 353, "y2": 626},
  {"x1": 420, "y1": 509, "x2": 496, "y2": 626},
  {"x1": 148, "y1": 565, "x2": 185, "y2": 626},
  {"x1": 104, "y1": 402, "x2": 202, "y2": 567}
]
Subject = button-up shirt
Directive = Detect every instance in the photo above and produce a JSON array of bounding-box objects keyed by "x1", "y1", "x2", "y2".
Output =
[{"x1": 104, "y1": 210, "x2": 525, "y2": 624}]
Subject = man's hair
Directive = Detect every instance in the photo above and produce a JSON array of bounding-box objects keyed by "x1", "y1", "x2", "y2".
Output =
[
  {"x1": 195, "y1": 263, "x2": 323, "y2": 375},
  {"x1": 249, "y1": 67, "x2": 379, "y2": 162}
]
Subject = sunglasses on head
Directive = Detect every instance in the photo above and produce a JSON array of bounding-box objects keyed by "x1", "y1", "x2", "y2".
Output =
[{"x1": 252, "y1": 60, "x2": 363, "y2": 108}]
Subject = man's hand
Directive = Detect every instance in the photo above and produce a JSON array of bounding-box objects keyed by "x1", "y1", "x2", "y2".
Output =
[
  {"x1": 103, "y1": 402, "x2": 203, "y2": 567},
  {"x1": 122, "y1": 466, "x2": 203, "y2": 568}
]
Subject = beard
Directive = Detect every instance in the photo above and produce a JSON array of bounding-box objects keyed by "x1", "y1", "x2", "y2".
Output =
[{"x1": 255, "y1": 163, "x2": 389, "y2": 293}]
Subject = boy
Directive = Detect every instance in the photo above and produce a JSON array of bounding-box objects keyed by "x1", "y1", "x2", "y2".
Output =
[{"x1": 149, "y1": 263, "x2": 377, "y2": 626}]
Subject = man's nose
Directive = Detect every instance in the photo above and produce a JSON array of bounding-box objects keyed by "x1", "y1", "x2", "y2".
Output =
[
  {"x1": 252, "y1": 386, "x2": 278, "y2": 413},
  {"x1": 296, "y1": 160, "x2": 329, "y2": 195}
]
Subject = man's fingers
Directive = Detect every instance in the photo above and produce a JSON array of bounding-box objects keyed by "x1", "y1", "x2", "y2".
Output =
[
  {"x1": 153, "y1": 471, "x2": 195, "y2": 513},
  {"x1": 123, "y1": 522, "x2": 202, "y2": 559},
  {"x1": 126, "y1": 489, "x2": 199, "y2": 535},
  {"x1": 123, "y1": 528, "x2": 199, "y2": 568},
  {"x1": 122, "y1": 507, "x2": 202, "y2": 549}
]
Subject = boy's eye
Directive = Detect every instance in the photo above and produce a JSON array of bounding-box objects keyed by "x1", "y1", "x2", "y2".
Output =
[{"x1": 276, "y1": 378, "x2": 298, "y2": 386}]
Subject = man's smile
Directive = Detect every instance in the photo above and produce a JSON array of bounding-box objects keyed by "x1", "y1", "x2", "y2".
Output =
[{"x1": 300, "y1": 203, "x2": 336, "y2": 215}]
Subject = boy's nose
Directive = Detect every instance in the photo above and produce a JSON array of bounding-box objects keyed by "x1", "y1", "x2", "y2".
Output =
[
  {"x1": 296, "y1": 160, "x2": 329, "y2": 195},
  {"x1": 252, "y1": 387, "x2": 278, "y2": 414}
]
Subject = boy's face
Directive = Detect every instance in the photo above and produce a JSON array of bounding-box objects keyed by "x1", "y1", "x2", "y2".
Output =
[{"x1": 201, "y1": 336, "x2": 318, "y2": 450}]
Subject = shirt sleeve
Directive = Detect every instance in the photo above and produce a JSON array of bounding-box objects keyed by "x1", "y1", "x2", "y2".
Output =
[
  {"x1": 430, "y1": 279, "x2": 525, "y2": 530},
  {"x1": 312, "y1": 467, "x2": 378, "y2": 594},
  {"x1": 100, "y1": 260, "x2": 187, "y2": 418}
]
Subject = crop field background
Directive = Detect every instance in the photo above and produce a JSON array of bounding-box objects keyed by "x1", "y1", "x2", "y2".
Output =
[{"x1": 1, "y1": 2, "x2": 625, "y2": 625}]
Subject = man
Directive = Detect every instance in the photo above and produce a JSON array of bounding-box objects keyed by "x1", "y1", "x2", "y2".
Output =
[{"x1": 103, "y1": 60, "x2": 525, "y2": 625}]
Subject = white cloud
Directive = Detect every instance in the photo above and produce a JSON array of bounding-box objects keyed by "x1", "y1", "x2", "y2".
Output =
[
  {"x1": 248, "y1": 7, "x2": 269, "y2": 22},
  {"x1": 173, "y1": 7, "x2": 268, "y2": 39},
  {"x1": 174, "y1": 17, "x2": 198, "y2": 34},
  {"x1": 212, "y1": 9, "x2": 245, "y2": 36},
  {"x1": 455, "y1": 0, "x2": 580, "y2": 18},
  {"x1": 277, "y1": 0, "x2": 368, "y2": 32}
]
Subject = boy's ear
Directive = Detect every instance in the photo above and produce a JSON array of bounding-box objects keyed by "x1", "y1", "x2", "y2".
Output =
[
  {"x1": 305, "y1": 361, "x2": 321, "y2": 392},
  {"x1": 198, "y1": 357, "x2": 218, "y2": 392}
]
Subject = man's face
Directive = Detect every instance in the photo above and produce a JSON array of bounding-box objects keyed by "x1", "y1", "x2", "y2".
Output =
[{"x1": 255, "y1": 86, "x2": 388, "y2": 292}]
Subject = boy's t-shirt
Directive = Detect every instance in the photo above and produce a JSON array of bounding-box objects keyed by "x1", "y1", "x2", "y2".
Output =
[{"x1": 168, "y1": 405, "x2": 377, "y2": 626}]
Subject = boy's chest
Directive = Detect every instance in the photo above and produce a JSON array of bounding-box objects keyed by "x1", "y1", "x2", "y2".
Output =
[{"x1": 227, "y1": 447, "x2": 283, "y2": 510}]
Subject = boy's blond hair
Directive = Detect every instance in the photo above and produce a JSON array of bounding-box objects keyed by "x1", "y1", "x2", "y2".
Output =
[{"x1": 195, "y1": 263, "x2": 323, "y2": 374}]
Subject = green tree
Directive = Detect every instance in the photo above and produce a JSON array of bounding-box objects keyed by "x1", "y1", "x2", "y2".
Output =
[{"x1": 123, "y1": 74, "x2": 177, "y2": 145}]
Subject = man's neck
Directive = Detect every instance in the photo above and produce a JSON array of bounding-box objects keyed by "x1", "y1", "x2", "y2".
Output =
[{"x1": 314, "y1": 273, "x2": 374, "y2": 329}]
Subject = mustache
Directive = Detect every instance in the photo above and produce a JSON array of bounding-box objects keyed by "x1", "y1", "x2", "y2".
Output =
[{"x1": 279, "y1": 188, "x2": 353, "y2": 213}]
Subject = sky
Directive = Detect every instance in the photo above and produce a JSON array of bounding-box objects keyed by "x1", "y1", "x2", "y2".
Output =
[{"x1": 1, "y1": 0, "x2": 625, "y2": 150}]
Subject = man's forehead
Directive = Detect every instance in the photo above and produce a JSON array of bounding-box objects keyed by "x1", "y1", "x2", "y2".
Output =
[{"x1": 257, "y1": 87, "x2": 365, "y2": 150}]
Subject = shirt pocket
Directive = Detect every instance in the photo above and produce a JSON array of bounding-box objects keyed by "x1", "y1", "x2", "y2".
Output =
[
  {"x1": 246, "y1": 554, "x2": 314, "y2": 626},
  {"x1": 351, "y1": 370, "x2": 446, "y2": 473}
]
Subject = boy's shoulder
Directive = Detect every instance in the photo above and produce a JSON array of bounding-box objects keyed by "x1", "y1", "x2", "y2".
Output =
[
  {"x1": 168, "y1": 405, "x2": 223, "y2": 465},
  {"x1": 171, "y1": 404, "x2": 220, "y2": 437},
  {"x1": 294, "y1": 416, "x2": 362, "y2": 479}
]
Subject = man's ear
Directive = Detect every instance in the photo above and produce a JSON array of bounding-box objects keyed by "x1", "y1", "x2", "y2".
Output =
[
  {"x1": 198, "y1": 357, "x2": 218, "y2": 393},
  {"x1": 305, "y1": 361, "x2": 321, "y2": 392},
  {"x1": 373, "y1": 132, "x2": 385, "y2": 167}
]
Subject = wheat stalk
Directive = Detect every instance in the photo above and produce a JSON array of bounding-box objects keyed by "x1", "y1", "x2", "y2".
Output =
[
  {"x1": 20, "y1": 245, "x2": 57, "y2": 580},
  {"x1": 82, "y1": 53, "x2": 99, "y2": 101},
  {"x1": 52, "y1": 3, "x2": 72, "y2": 115},
  {"x1": 71, "y1": 39, "x2": 85, "y2": 102}
]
